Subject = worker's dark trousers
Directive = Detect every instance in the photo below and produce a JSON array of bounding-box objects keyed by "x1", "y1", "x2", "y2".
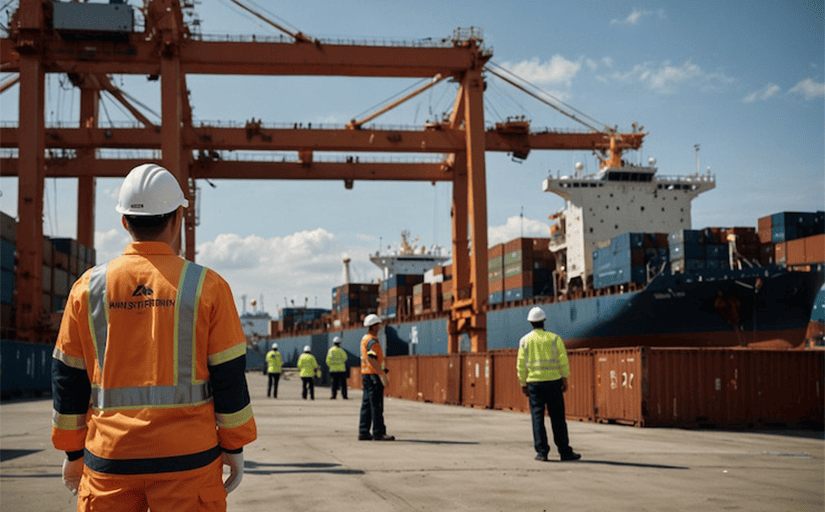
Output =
[
  {"x1": 301, "y1": 377, "x2": 315, "y2": 399},
  {"x1": 267, "y1": 372, "x2": 280, "y2": 398},
  {"x1": 527, "y1": 379, "x2": 573, "y2": 457},
  {"x1": 359, "y1": 374, "x2": 386, "y2": 437},
  {"x1": 330, "y1": 371, "x2": 348, "y2": 399}
]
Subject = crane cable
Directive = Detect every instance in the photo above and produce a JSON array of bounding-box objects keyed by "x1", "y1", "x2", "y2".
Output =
[{"x1": 485, "y1": 61, "x2": 609, "y2": 133}]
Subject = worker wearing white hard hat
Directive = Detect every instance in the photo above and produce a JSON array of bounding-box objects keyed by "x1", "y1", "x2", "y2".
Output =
[
  {"x1": 297, "y1": 345, "x2": 320, "y2": 400},
  {"x1": 326, "y1": 336, "x2": 348, "y2": 399},
  {"x1": 517, "y1": 307, "x2": 580, "y2": 462},
  {"x1": 265, "y1": 342, "x2": 283, "y2": 398},
  {"x1": 51, "y1": 163, "x2": 256, "y2": 509},
  {"x1": 359, "y1": 314, "x2": 394, "y2": 441}
]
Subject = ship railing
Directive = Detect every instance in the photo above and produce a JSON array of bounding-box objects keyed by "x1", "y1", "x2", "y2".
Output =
[{"x1": 656, "y1": 174, "x2": 716, "y2": 183}]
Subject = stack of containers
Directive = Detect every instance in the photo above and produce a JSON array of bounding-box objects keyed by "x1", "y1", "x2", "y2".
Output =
[
  {"x1": 50, "y1": 238, "x2": 96, "y2": 314},
  {"x1": 412, "y1": 282, "x2": 431, "y2": 315},
  {"x1": 593, "y1": 233, "x2": 669, "y2": 289},
  {"x1": 332, "y1": 283, "x2": 379, "y2": 324},
  {"x1": 488, "y1": 243, "x2": 504, "y2": 305},
  {"x1": 380, "y1": 274, "x2": 423, "y2": 318},
  {"x1": 502, "y1": 238, "x2": 554, "y2": 302},
  {"x1": 759, "y1": 211, "x2": 825, "y2": 267},
  {"x1": 1, "y1": 211, "x2": 15, "y2": 336},
  {"x1": 669, "y1": 229, "x2": 724, "y2": 274},
  {"x1": 435, "y1": 265, "x2": 453, "y2": 312},
  {"x1": 278, "y1": 307, "x2": 330, "y2": 331}
]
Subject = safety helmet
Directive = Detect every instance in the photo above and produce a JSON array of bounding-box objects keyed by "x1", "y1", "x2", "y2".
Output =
[
  {"x1": 271, "y1": 342, "x2": 278, "y2": 350},
  {"x1": 303, "y1": 345, "x2": 311, "y2": 353},
  {"x1": 116, "y1": 163, "x2": 188, "y2": 216},
  {"x1": 363, "y1": 314, "x2": 381, "y2": 327},
  {"x1": 527, "y1": 307, "x2": 546, "y2": 322},
  {"x1": 333, "y1": 336, "x2": 342, "y2": 345}
]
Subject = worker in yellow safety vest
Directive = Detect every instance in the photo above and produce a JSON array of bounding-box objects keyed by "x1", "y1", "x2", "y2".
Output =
[
  {"x1": 326, "y1": 336, "x2": 349, "y2": 399},
  {"x1": 517, "y1": 307, "x2": 580, "y2": 462},
  {"x1": 297, "y1": 345, "x2": 321, "y2": 400},
  {"x1": 265, "y1": 342, "x2": 283, "y2": 398},
  {"x1": 51, "y1": 163, "x2": 257, "y2": 512},
  {"x1": 358, "y1": 314, "x2": 394, "y2": 441}
]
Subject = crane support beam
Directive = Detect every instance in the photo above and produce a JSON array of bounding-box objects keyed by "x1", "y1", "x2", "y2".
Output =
[
  {"x1": 0, "y1": 127, "x2": 643, "y2": 154},
  {"x1": 1, "y1": 38, "x2": 487, "y2": 78},
  {"x1": 0, "y1": 158, "x2": 450, "y2": 181}
]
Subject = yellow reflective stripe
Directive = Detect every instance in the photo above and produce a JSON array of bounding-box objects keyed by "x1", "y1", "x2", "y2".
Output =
[
  {"x1": 53, "y1": 410, "x2": 87, "y2": 430},
  {"x1": 208, "y1": 342, "x2": 246, "y2": 367},
  {"x1": 52, "y1": 347, "x2": 86, "y2": 370},
  {"x1": 215, "y1": 404, "x2": 253, "y2": 429}
]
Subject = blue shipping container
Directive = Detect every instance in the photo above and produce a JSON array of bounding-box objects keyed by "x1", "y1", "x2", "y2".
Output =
[{"x1": 0, "y1": 239, "x2": 14, "y2": 271}]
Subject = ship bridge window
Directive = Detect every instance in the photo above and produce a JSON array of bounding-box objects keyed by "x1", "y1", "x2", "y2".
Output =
[{"x1": 573, "y1": 182, "x2": 579, "y2": 187}]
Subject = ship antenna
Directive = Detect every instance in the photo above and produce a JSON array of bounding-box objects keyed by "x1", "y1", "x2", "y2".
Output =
[
  {"x1": 520, "y1": 206, "x2": 524, "y2": 238},
  {"x1": 694, "y1": 144, "x2": 700, "y2": 175}
]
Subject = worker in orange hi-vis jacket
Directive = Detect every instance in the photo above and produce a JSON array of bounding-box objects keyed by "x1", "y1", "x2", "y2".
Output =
[{"x1": 51, "y1": 163, "x2": 257, "y2": 512}]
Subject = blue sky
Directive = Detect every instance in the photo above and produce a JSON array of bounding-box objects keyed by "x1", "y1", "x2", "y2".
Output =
[{"x1": 1, "y1": 0, "x2": 823, "y2": 315}]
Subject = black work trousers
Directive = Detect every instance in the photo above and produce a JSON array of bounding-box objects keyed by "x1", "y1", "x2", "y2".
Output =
[
  {"x1": 267, "y1": 372, "x2": 280, "y2": 398},
  {"x1": 301, "y1": 377, "x2": 315, "y2": 400},
  {"x1": 359, "y1": 374, "x2": 386, "y2": 437},
  {"x1": 527, "y1": 379, "x2": 573, "y2": 457},
  {"x1": 330, "y1": 371, "x2": 348, "y2": 399}
]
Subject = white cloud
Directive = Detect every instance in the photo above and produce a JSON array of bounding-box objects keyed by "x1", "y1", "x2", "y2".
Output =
[
  {"x1": 94, "y1": 228, "x2": 131, "y2": 264},
  {"x1": 499, "y1": 56, "x2": 582, "y2": 87},
  {"x1": 488, "y1": 216, "x2": 551, "y2": 246},
  {"x1": 788, "y1": 78, "x2": 825, "y2": 100},
  {"x1": 604, "y1": 60, "x2": 733, "y2": 94},
  {"x1": 610, "y1": 9, "x2": 652, "y2": 26},
  {"x1": 743, "y1": 83, "x2": 781, "y2": 103}
]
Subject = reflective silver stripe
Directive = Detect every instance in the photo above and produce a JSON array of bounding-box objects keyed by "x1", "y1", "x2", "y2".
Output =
[
  {"x1": 87, "y1": 263, "x2": 110, "y2": 370},
  {"x1": 89, "y1": 261, "x2": 211, "y2": 410}
]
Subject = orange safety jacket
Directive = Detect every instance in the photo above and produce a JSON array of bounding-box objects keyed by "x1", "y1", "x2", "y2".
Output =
[
  {"x1": 360, "y1": 333, "x2": 384, "y2": 374},
  {"x1": 51, "y1": 242, "x2": 257, "y2": 475}
]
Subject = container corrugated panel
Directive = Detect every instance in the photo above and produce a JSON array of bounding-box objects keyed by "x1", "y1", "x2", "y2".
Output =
[
  {"x1": 491, "y1": 349, "x2": 529, "y2": 413},
  {"x1": 1, "y1": 239, "x2": 14, "y2": 271},
  {"x1": 462, "y1": 353, "x2": 492, "y2": 409},
  {"x1": 804, "y1": 234, "x2": 825, "y2": 264},
  {"x1": 386, "y1": 356, "x2": 418, "y2": 401},
  {"x1": 565, "y1": 349, "x2": 595, "y2": 421},
  {"x1": 416, "y1": 354, "x2": 461, "y2": 405},
  {"x1": 643, "y1": 348, "x2": 824, "y2": 428},
  {"x1": 0, "y1": 339, "x2": 53, "y2": 399},
  {"x1": 1, "y1": 267, "x2": 14, "y2": 305},
  {"x1": 594, "y1": 348, "x2": 644, "y2": 425}
]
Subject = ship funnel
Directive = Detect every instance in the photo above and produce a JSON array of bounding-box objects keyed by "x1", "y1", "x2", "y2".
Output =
[{"x1": 343, "y1": 258, "x2": 352, "y2": 284}]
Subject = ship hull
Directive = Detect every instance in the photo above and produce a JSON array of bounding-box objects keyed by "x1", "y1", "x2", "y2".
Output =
[{"x1": 261, "y1": 266, "x2": 824, "y2": 365}]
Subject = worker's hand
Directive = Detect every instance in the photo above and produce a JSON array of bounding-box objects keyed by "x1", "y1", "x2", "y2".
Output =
[
  {"x1": 561, "y1": 378, "x2": 569, "y2": 393},
  {"x1": 221, "y1": 451, "x2": 244, "y2": 494},
  {"x1": 521, "y1": 386, "x2": 529, "y2": 397},
  {"x1": 62, "y1": 458, "x2": 84, "y2": 495}
]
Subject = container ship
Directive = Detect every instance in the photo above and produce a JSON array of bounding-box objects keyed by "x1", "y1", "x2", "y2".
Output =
[{"x1": 259, "y1": 156, "x2": 824, "y2": 365}]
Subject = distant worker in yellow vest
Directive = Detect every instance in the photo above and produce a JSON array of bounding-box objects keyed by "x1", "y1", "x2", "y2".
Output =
[
  {"x1": 326, "y1": 336, "x2": 348, "y2": 399},
  {"x1": 265, "y1": 342, "x2": 283, "y2": 399},
  {"x1": 51, "y1": 163, "x2": 256, "y2": 511},
  {"x1": 517, "y1": 306, "x2": 580, "y2": 462},
  {"x1": 359, "y1": 314, "x2": 394, "y2": 441},
  {"x1": 297, "y1": 345, "x2": 320, "y2": 400}
]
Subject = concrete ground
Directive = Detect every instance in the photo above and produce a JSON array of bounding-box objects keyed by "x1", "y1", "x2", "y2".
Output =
[{"x1": 1, "y1": 370, "x2": 823, "y2": 512}]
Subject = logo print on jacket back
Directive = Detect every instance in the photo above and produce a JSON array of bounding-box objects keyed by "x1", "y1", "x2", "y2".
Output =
[{"x1": 132, "y1": 284, "x2": 154, "y2": 297}]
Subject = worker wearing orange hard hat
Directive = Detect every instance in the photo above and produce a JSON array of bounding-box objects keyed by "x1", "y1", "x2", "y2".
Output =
[
  {"x1": 358, "y1": 314, "x2": 394, "y2": 441},
  {"x1": 51, "y1": 163, "x2": 257, "y2": 511}
]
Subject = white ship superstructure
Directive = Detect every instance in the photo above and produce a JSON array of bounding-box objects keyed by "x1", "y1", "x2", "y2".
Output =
[
  {"x1": 369, "y1": 231, "x2": 450, "y2": 280},
  {"x1": 543, "y1": 158, "x2": 715, "y2": 290}
]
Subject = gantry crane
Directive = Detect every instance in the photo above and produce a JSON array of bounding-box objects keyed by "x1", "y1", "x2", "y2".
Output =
[{"x1": 1, "y1": 0, "x2": 644, "y2": 350}]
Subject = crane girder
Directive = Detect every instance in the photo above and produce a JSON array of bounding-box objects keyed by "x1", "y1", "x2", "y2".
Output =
[
  {"x1": 0, "y1": 126, "x2": 642, "y2": 155},
  {"x1": 1, "y1": 37, "x2": 487, "y2": 77},
  {"x1": 0, "y1": 158, "x2": 451, "y2": 181}
]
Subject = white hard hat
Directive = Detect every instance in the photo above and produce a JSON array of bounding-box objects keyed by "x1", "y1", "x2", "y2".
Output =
[
  {"x1": 271, "y1": 342, "x2": 278, "y2": 349},
  {"x1": 303, "y1": 345, "x2": 311, "y2": 353},
  {"x1": 333, "y1": 336, "x2": 342, "y2": 345},
  {"x1": 363, "y1": 314, "x2": 381, "y2": 327},
  {"x1": 116, "y1": 163, "x2": 189, "y2": 216},
  {"x1": 527, "y1": 307, "x2": 546, "y2": 322}
]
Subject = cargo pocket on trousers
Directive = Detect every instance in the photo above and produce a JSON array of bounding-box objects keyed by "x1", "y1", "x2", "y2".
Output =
[{"x1": 199, "y1": 484, "x2": 227, "y2": 506}]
